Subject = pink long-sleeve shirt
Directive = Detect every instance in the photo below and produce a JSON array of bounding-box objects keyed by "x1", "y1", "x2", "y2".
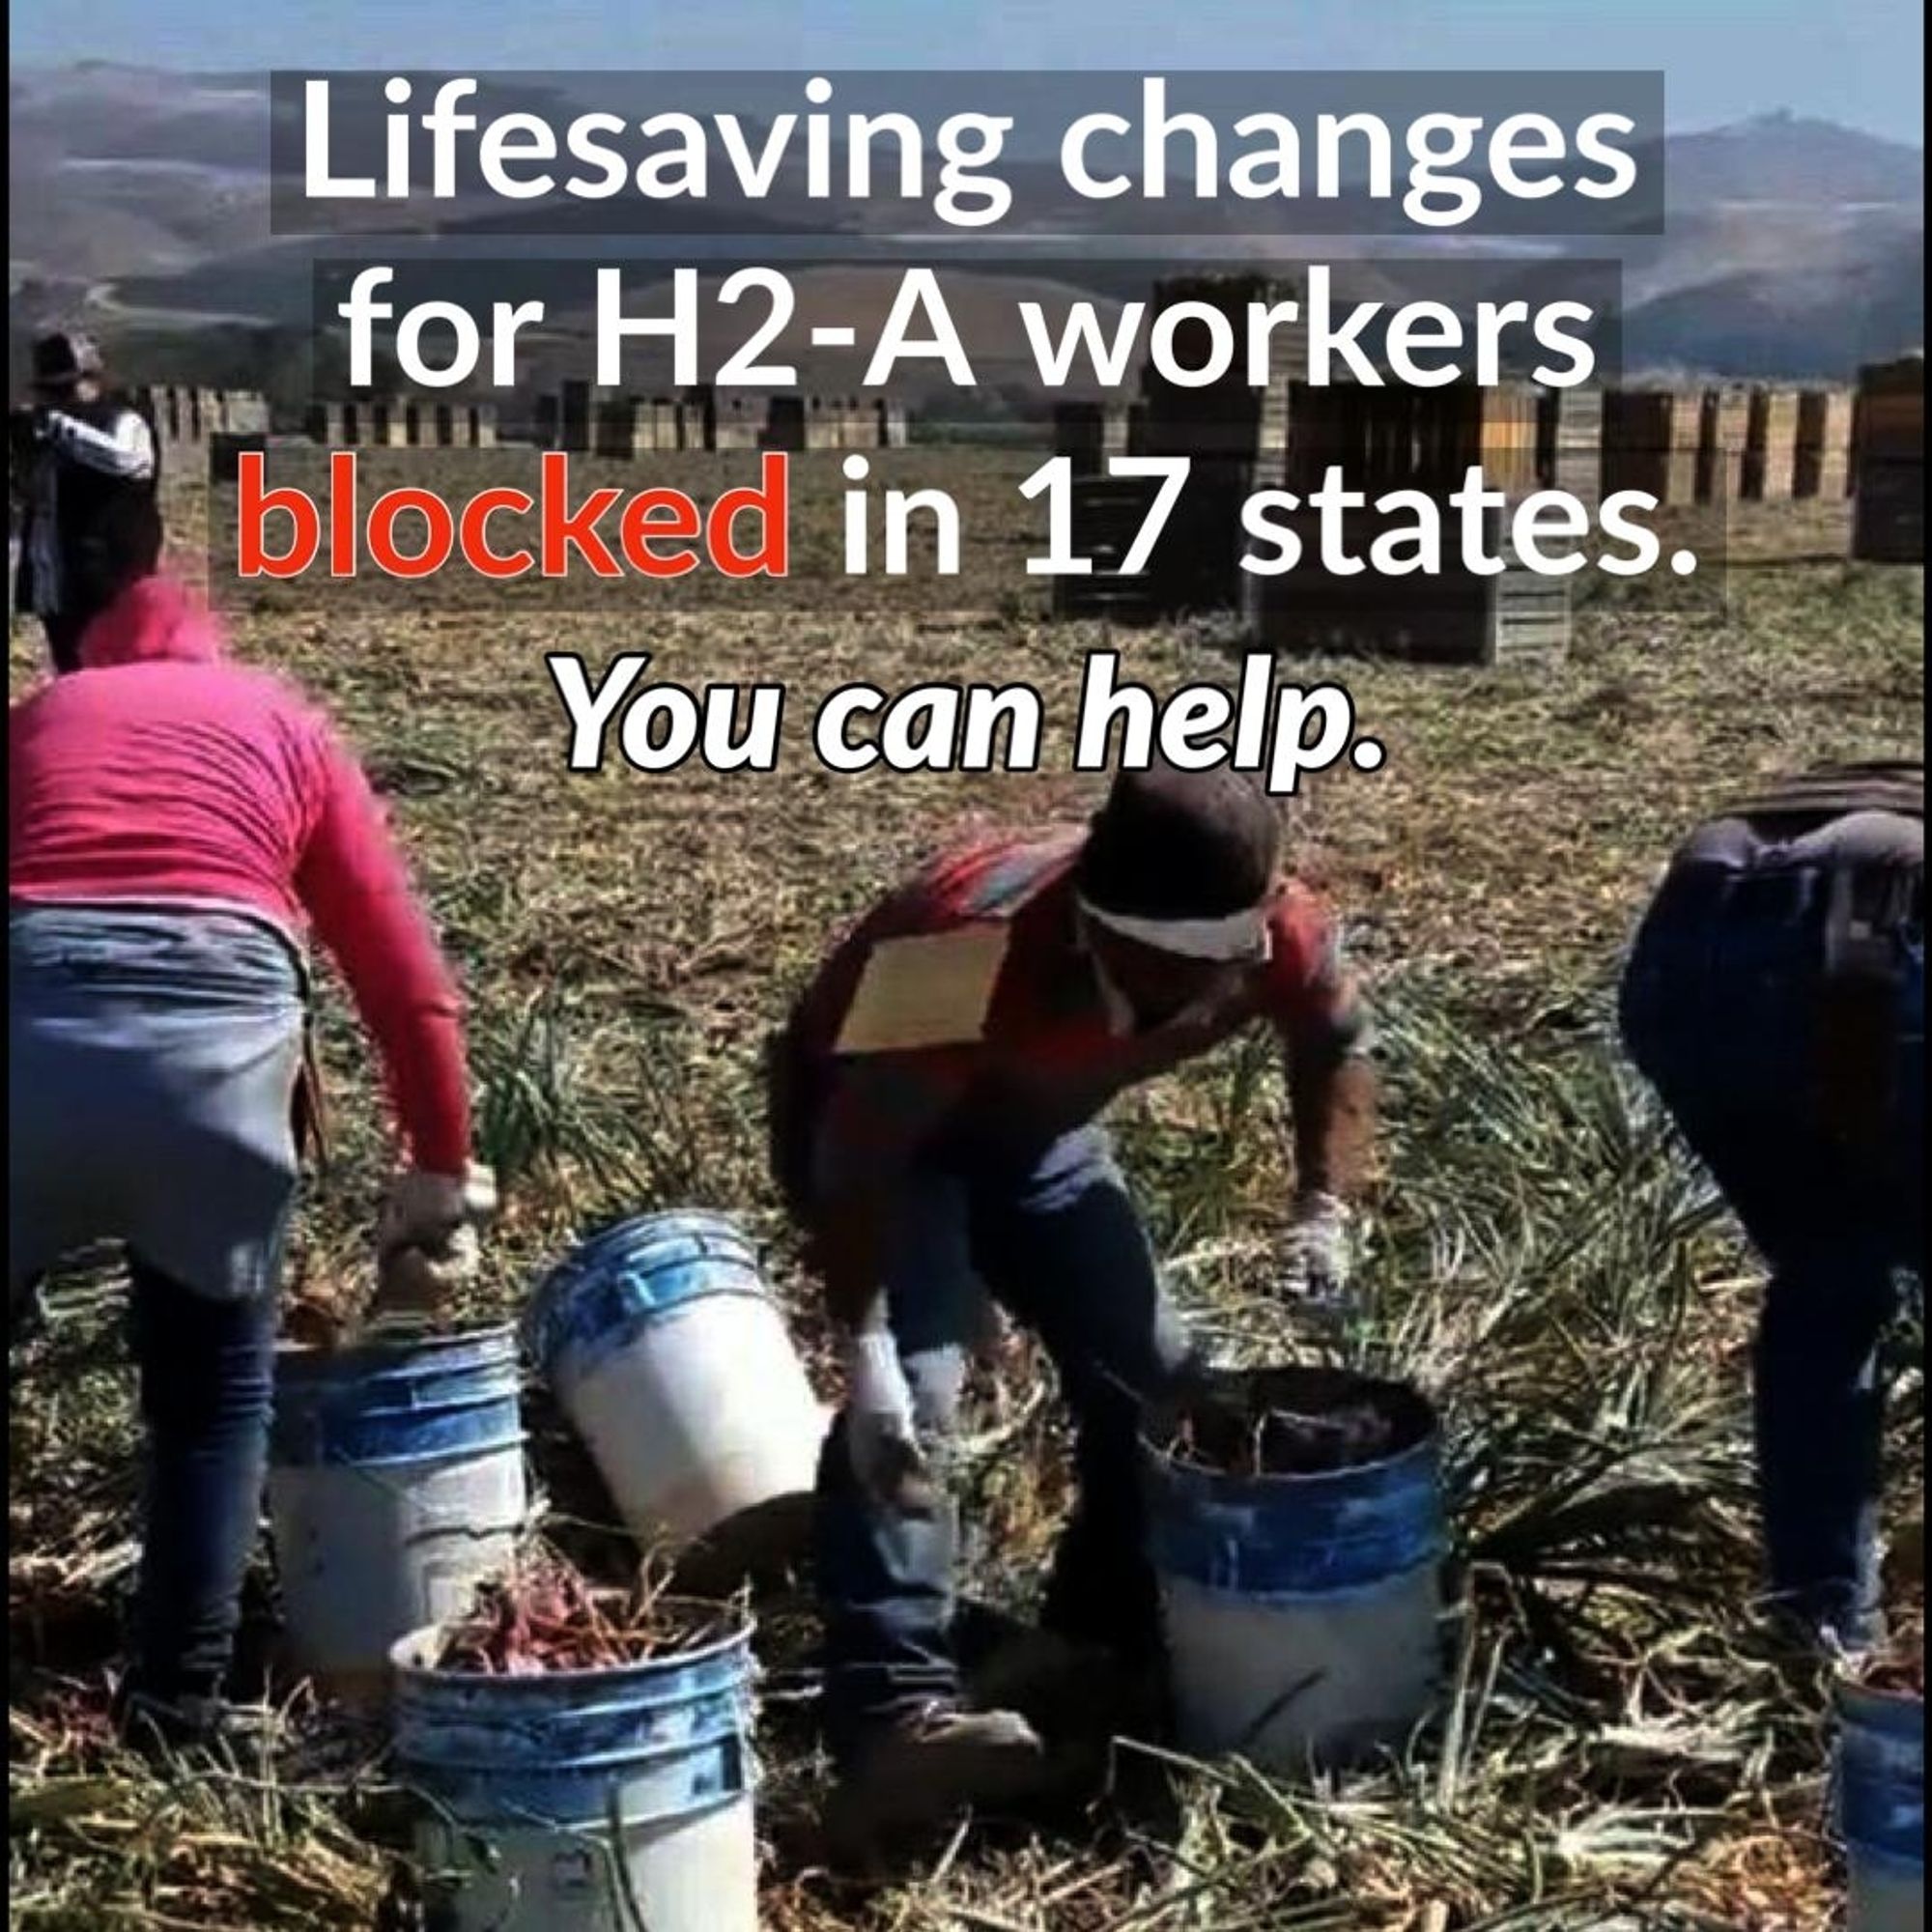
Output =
[{"x1": 9, "y1": 575, "x2": 471, "y2": 1170}]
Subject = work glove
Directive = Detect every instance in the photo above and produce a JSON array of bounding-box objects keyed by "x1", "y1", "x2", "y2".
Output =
[
  {"x1": 1278, "y1": 1190, "x2": 1353, "y2": 1312},
  {"x1": 844, "y1": 1330, "x2": 938, "y2": 1516},
  {"x1": 370, "y1": 1163, "x2": 497, "y2": 1325}
]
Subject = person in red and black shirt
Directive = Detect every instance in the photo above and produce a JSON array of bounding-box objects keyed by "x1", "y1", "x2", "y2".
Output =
[{"x1": 769, "y1": 763, "x2": 1378, "y2": 1830}]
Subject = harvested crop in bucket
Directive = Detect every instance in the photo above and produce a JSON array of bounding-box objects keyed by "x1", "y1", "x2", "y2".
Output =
[
  {"x1": 433, "y1": 1552, "x2": 741, "y2": 1676},
  {"x1": 1162, "y1": 1363, "x2": 1428, "y2": 1478},
  {"x1": 392, "y1": 1548, "x2": 760, "y2": 1932}
]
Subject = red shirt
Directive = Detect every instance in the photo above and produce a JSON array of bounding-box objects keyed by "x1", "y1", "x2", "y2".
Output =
[
  {"x1": 9, "y1": 576, "x2": 470, "y2": 1170},
  {"x1": 787, "y1": 826, "x2": 1361, "y2": 1181}
]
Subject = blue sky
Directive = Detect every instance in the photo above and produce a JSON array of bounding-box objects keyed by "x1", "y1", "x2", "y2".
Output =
[{"x1": 9, "y1": 0, "x2": 1924, "y2": 143}]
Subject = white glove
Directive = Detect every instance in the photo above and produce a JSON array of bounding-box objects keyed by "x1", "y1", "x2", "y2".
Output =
[
  {"x1": 1279, "y1": 1191, "x2": 1352, "y2": 1310},
  {"x1": 378, "y1": 1163, "x2": 497, "y2": 1257},
  {"x1": 843, "y1": 1330, "x2": 933, "y2": 1510},
  {"x1": 372, "y1": 1164, "x2": 497, "y2": 1320}
]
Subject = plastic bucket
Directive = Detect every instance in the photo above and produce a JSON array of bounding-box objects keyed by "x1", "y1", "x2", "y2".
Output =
[
  {"x1": 391, "y1": 1607, "x2": 758, "y2": 1932},
  {"x1": 525, "y1": 1211, "x2": 827, "y2": 1562},
  {"x1": 1837, "y1": 1674, "x2": 1924, "y2": 1932},
  {"x1": 1142, "y1": 1364, "x2": 1448, "y2": 1774},
  {"x1": 268, "y1": 1324, "x2": 526, "y2": 1697}
]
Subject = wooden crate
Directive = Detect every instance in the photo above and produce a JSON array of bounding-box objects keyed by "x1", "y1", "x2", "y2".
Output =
[
  {"x1": 804, "y1": 394, "x2": 870, "y2": 450},
  {"x1": 1793, "y1": 389, "x2": 1854, "y2": 499},
  {"x1": 686, "y1": 388, "x2": 761, "y2": 452},
  {"x1": 1743, "y1": 387, "x2": 1801, "y2": 501},
  {"x1": 557, "y1": 380, "x2": 592, "y2": 453},
  {"x1": 1853, "y1": 459, "x2": 1924, "y2": 563},
  {"x1": 762, "y1": 394, "x2": 806, "y2": 452},
  {"x1": 1604, "y1": 389, "x2": 1698, "y2": 502},
  {"x1": 1856, "y1": 355, "x2": 1924, "y2": 463},
  {"x1": 1052, "y1": 402, "x2": 1128, "y2": 477},
  {"x1": 1137, "y1": 369, "x2": 1278, "y2": 467},
  {"x1": 1137, "y1": 273, "x2": 1303, "y2": 481},
  {"x1": 1413, "y1": 383, "x2": 1541, "y2": 495},
  {"x1": 1535, "y1": 384, "x2": 1604, "y2": 510},
  {"x1": 1697, "y1": 386, "x2": 1750, "y2": 504},
  {"x1": 1283, "y1": 382, "x2": 1424, "y2": 494},
  {"x1": 1054, "y1": 475, "x2": 1169, "y2": 623},
  {"x1": 1054, "y1": 472, "x2": 1250, "y2": 621},
  {"x1": 593, "y1": 396, "x2": 639, "y2": 458},
  {"x1": 1850, "y1": 356, "x2": 1923, "y2": 559},
  {"x1": 1242, "y1": 504, "x2": 1571, "y2": 668},
  {"x1": 207, "y1": 430, "x2": 270, "y2": 484}
]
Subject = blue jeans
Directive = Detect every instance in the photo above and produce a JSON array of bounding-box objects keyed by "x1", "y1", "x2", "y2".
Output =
[
  {"x1": 1620, "y1": 850, "x2": 1924, "y2": 1642},
  {"x1": 811, "y1": 1127, "x2": 1196, "y2": 1763},
  {"x1": 123, "y1": 1259, "x2": 280, "y2": 1705},
  {"x1": 9, "y1": 903, "x2": 300, "y2": 1709}
]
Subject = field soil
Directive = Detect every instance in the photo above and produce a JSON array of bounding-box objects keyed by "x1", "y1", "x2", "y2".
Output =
[{"x1": 8, "y1": 484, "x2": 1923, "y2": 1930}]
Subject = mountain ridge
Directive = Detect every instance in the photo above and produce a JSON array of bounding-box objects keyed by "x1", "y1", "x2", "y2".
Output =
[{"x1": 8, "y1": 68, "x2": 1924, "y2": 389}]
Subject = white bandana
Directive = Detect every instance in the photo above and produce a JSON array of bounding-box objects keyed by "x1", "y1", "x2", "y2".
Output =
[{"x1": 1076, "y1": 895, "x2": 1273, "y2": 964}]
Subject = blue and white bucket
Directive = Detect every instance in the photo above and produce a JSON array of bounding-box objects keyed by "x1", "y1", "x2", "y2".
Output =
[
  {"x1": 1836, "y1": 1672, "x2": 1924, "y2": 1932},
  {"x1": 268, "y1": 1324, "x2": 526, "y2": 1695},
  {"x1": 1143, "y1": 1364, "x2": 1448, "y2": 1774},
  {"x1": 525, "y1": 1211, "x2": 827, "y2": 1554},
  {"x1": 391, "y1": 1605, "x2": 758, "y2": 1932}
]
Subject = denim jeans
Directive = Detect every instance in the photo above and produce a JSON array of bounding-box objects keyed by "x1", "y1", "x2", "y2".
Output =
[
  {"x1": 122, "y1": 1255, "x2": 281, "y2": 1705},
  {"x1": 811, "y1": 1126, "x2": 1197, "y2": 1763},
  {"x1": 10, "y1": 904, "x2": 304, "y2": 1304},
  {"x1": 9, "y1": 903, "x2": 301, "y2": 1707},
  {"x1": 1620, "y1": 846, "x2": 1924, "y2": 1643}
]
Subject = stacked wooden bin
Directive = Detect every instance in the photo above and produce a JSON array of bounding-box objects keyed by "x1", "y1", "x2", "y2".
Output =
[
  {"x1": 1603, "y1": 389, "x2": 1701, "y2": 503},
  {"x1": 1056, "y1": 272, "x2": 1301, "y2": 625},
  {"x1": 1245, "y1": 376, "x2": 1570, "y2": 668},
  {"x1": 1851, "y1": 354, "x2": 1924, "y2": 562},
  {"x1": 1696, "y1": 385, "x2": 1751, "y2": 505},
  {"x1": 1743, "y1": 388, "x2": 1802, "y2": 500},
  {"x1": 1794, "y1": 389, "x2": 1856, "y2": 500},
  {"x1": 1535, "y1": 384, "x2": 1605, "y2": 513}
]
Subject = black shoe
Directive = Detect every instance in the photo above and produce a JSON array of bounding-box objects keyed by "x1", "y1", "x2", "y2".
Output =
[
  {"x1": 110, "y1": 1675, "x2": 232, "y2": 1759},
  {"x1": 823, "y1": 1698, "x2": 1051, "y2": 1857}
]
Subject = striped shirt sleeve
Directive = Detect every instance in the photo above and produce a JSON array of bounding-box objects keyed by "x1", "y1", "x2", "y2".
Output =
[{"x1": 47, "y1": 408, "x2": 156, "y2": 481}]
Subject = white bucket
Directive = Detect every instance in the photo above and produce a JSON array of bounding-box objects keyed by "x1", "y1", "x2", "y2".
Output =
[
  {"x1": 1159, "y1": 1563, "x2": 1445, "y2": 1769},
  {"x1": 1838, "y1": 1674, "x2": 1924, "y2": 1932},
  {"x1": 415, "y1": 1793, "x2": 756, "y2": 1932},
  {"x1": 1144, "y1": 1366, "x2": 1449, "y2": 1774},
  {"x1": 393, "y1": 1610, "x2": 759, "y2": 1932},
  {"x1": 269, "y1": 1325, "x2": 526, "y2": 1697},
  {"x1": 526, "y1": 1211, "x2": 827, "y2": 1551}
]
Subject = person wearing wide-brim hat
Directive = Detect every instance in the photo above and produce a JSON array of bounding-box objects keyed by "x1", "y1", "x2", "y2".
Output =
[
  {"x1": 767, "y1": 762, "x2": 1379, "y2": 1834},
  {"x1": 14, "y1": 329, "x2": 162, "y2": 675}
]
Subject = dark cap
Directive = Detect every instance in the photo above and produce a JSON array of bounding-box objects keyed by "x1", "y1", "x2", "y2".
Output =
[
  {"x1": 32, "y1": 330, "x2": 103, "y2": 390},
  {"x1": 1076, "y1": 763, "x2": 1281, "y2": 923}
]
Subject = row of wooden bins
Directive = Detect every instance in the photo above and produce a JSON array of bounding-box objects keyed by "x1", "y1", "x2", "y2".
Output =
[{"x1": 1853, "y1": 355, "x2": 1923, "y2": 563}]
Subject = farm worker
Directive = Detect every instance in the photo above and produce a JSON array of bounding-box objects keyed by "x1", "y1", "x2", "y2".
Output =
[
  {"x1": 768, "y1": 762, "x2": 1378, "y2": 1824},
  {"x1": 14, "y1": 330, "x2": 163, "y2": 676},
  {"x1": 1619, "y1": 761, "x2": 1923, "y2": 1652},
  {"x1": 8, "y1": 572, "x2": 497, "y2": 1747}
]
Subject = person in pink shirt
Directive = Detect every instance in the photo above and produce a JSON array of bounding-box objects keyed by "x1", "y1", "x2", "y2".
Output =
[{"x1": 9, "y1": 571, "x2": 496, "y2": 1747}]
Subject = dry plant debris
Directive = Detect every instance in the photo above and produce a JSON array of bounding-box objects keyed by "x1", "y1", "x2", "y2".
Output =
[
  {"x1": 9, "y1": 490, "x2": 1921, "y2": 1929},
  {"x1": 432, "y1": 1554, "x2": 734, "y2": 1675}
]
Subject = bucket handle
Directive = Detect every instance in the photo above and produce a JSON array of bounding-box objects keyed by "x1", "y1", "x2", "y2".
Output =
[
  {"x1": 1232, "y1": 1665, "x2": 1325, "y2": 1758},
  {"x1": 604, "y1": 1781, "x2": 652, "y2": 1932}
]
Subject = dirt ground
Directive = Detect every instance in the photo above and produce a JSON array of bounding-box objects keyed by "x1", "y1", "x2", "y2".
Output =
[{"x1": 8, "y1": 480, "x2": 1924, "y2": 1929}]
